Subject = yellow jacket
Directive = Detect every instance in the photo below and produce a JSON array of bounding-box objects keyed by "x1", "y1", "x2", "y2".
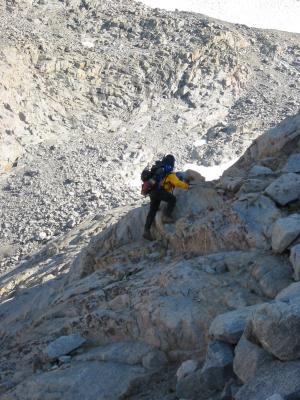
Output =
[{"x1": 161, "y1": 172, "x2": 189, "y2": 192}]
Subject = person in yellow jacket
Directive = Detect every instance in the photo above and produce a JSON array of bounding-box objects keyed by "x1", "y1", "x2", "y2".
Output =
[{"x1": 143, "y1": 155, "x2": 189, "y2": 241}]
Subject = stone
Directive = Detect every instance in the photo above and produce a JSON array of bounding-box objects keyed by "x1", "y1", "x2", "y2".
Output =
[
  {"x1": 75, "y1": 341, "x2": 153, "y2": 365},
  {"x1": 233, "y1": 336, "x2": 274, "y2": 383},
  {"x1": 37, "y1": 231, "x2": 47, "y2": 241},
  {"x1": 209, "y1": 306, "x2": 258, "y2": 344},
  {"x1": 282, "y1": 153, "x2": 300, "y2": 173},
  {"x1": 290, "y1": 244, "x2": 300, "y2": 280},
  {"x1": 265, "y1": 395, "x2": 284, "y2": 400},
  {"x1": 265, "y1": 173, "x2": 300, "y2": 206},
  {"x1": 249, "y1": 165, "x2": 273, "y2": 177},
  {"x1": 58, "y1": 355, "x2": 72, "y2": 364},
  {"x1": 249, "y1": 254, "x2": 293, "y2": 298},
  {"x1": 250, "y1": 301, "x2": 300, "y2": 360},
  {"x1": 200, "y1": 340, "x2": 234, "y2": 390},
  {"x1": 276, "y1": 281, "x2": 300, "y2": 303},
  {"x1": 232, "y1": 195, "x2": 280, "y2": 249},
  {"x1": 235, "y1": 360, "x2": 300, "y2": 400},
  {"x1": 271, "y1": 214, "x2": 300, "y2": 253},
  {"x1": 142, "y1": 350, "x2": 168, "y2": 369},
  {"x1": 176, "y1": 369, "x2": 216, "y2": 400},
  {"x1": 220, "y1": 378, "x2": 241, "y2": 400},
  {"x1": 176, "y1": 360, "x2": 199, "y2": 381},
  {"x1": 176, "y1": 341, "x2": 233, "y2": 400},
  {"x1": 44, "y1": 334, "x2": 86, "y2": 360}
]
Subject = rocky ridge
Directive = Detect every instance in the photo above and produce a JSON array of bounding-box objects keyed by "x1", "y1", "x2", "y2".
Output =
[
  {"x1": 1, "y1": 112, "x2": 300, "y2": 399},
  {"x1": 0, "y1": 0, "x2": 300, "y2": 270}
]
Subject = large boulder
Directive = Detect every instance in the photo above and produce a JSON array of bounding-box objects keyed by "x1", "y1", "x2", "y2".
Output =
[
  {"x1": 176, "y1": 369, "x2": 216, "y2": 400},
  {"x1": 265, "y1": 173, "x2": 300, "y2": 206},
  {"x1": 233, "y1": 335, "x2": 274, "y2": 383},
  {"x1": 249, "y1": 254, "x2": 293, "y2": 298},
  {"x1": 176, "y1": 341, "x2": 234, "y2": 400},
  {"x1": 276, "y1": 281, "x2": 300, "y2": 303},
  {"x1": 282, "y1": 153, "x2": 300, "y2": 173},
  {"x1": 249, "y1": 165, "x2": 273, "y2": 177},
  {"x1": 235, "y1": 360, "x2": 300, "y2": 400},
  {"x1": 44, "y1": 334, "x2": 86, "y2": 360},
  {"x1": 201, "y1": 340, "x2": 234, "y2": 390},
  {"x1": 249, "y1": 301, "x2": 300, "y2": 360},
  {"x1": 209, "y1": 306, "x2": 258, "y2": 344},
  {"x1": 176, "y1": 359, "x2": 199, "y2": 381},
  {"x1": 232, "y1": 195, "x2": 280, "y2": 249},
  {"x1": 271, "y1": 214, "x2": 300, "y2": 253}
]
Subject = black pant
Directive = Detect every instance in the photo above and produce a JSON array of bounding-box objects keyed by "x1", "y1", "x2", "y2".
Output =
[{"x1": 144, "y1": 188, "x2": 176, "y2": 231}]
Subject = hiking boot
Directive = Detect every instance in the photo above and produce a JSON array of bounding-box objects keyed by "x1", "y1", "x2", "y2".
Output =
[
  {"x1": 143, "y1": 229, "x2": 154, "y2": 241},
  {"x1": 162, "y1": 215, "x2": 175, "y2": 224}
]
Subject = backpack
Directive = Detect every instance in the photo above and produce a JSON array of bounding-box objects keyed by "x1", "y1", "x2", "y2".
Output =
[{"x1": 141, "y1": 155, "x2": 175, "y2": 196}]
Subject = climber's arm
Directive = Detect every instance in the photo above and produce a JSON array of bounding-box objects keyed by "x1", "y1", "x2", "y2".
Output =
[{"x1": 168, "y1": 173, "x2": 189, "y2": 190}]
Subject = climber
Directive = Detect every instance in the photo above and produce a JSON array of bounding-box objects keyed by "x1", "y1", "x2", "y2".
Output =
[{"x1": 142, "y1": 154, "x2": 189, "y2": 241}]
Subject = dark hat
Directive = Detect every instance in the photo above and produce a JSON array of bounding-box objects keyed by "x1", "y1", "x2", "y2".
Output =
[{"x1": 164, "y1": 154, "x2": 175, "y2": 168}]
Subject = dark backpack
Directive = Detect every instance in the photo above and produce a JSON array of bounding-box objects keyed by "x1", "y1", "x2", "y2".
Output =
[{"x1": 141, "y1": 155, "x2": 175, "y2": 196}]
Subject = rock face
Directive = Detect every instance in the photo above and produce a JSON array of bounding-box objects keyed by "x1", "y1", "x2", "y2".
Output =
[
  {"x1": 0, "y1": 0, "x2": 300, "y2": 396},
  {"x1": 3, "y1": 361, "x2": 148, "y2": 400}
]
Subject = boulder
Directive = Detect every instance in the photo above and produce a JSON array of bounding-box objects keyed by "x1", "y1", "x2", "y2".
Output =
[
  {"x1": 276, "y1": 281, "x2": 300, "y2": 303},
  {"x1": 220, "y1": 378, "x2": 241, "y2": 400},
  {"x1": 176, "y1": 369, "x2": 216, "y2": 400},
  {"x1": 282, "y1": 153, "x2": 300, "y2": 173},
  {"x1": 250, "y1": 301, "x2": 300, "y2": 360},
  {"x1": 176, "y1": 341, "x2": 234, "y2": 400},
  {"x1": 238, "y1": 178, "x2": 273, "y2": 194},
  {"x1": 142, "y1": 350, "x2": 168, "y2": 369},
  {"x1": 209, "y1": 306, "x2": 258, "y2": 344},
  {"x1": 44, "y1": 334, "x2": 86, "y2": 360},
  {"x1": 290, "y1": 244, "x2": 300, "y2": 280},
  {"x1": 176, "y1": 359, "x2": 199, "y2": 381},
  {"x1": 271, "y1": 214, "x2": 300, "y2": 253},
  {"x1": 201, "y1": 340, "x2": 234, "y2": 390},
  {"x1": 233, "y1": 336, "x2": 274, "y2": 383},
  {"x1": 249, "y1": 254, "x2": 293, "y2": 298},
  {"x1": 265, "y1": 173, "x2": 300, "y2": 206},
  {"x1": 232, "y1": 195, "x2": 280, "y2": 249},
  {"x1": 235, "y1": 360, "x2": 300, "y2": 400},
  {"x1": 75, "y1": 341, "x2": 153, "y2": 365},
  {"x1": 265, "y1": 395, "x2": 284, "y2": 400},
  {"x1": 3, "y1": 361, "x2": 147, "y2": 400},
  {"x1": 249, "y1": 165, "x2": 273, "y2": 177}
]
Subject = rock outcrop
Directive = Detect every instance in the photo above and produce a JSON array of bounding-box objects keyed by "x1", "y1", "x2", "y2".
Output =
[{"x1": 1, "y1": 112, "x2": 300, "y2": 398}]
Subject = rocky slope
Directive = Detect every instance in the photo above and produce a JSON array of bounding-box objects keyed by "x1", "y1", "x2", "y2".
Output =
[
  {"x1": 1, "y1": 111, "x2": 300, "y2": 399},
  {"x1": 0, "y1": 0, "x2": 300, "y2": 270}
]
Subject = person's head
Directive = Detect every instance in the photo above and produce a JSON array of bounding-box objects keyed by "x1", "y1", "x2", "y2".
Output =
[{"x1": 164, "y1": 154, "x2": 175, "y2": 169}]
